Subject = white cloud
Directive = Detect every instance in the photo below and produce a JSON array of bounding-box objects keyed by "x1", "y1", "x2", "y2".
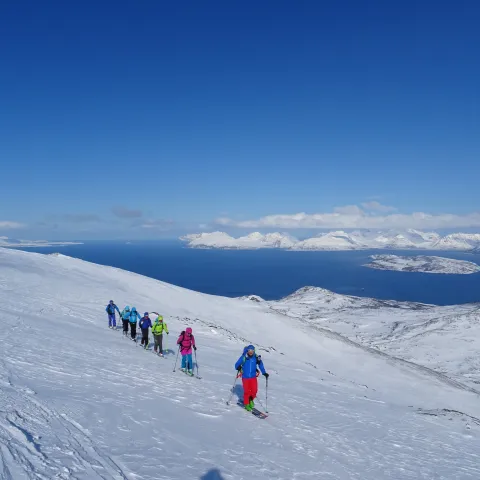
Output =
[
  {"x1": 215, "y1": 207, "x2": 480, "y2": 230},
  {"x1": 0, "y1": 221, "x2": 25, "y2": 229},
  {"x1": 361, "y1": 201, "x2": 397, "y2": 213}
]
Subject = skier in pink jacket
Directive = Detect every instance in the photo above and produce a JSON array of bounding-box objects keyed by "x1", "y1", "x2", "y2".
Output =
[{"x1": 177, "y1": 327, "x2": 196, "y2": 375}]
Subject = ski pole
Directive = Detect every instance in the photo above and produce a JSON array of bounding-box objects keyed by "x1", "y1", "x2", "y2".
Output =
[
  {"x1": 194, "y1": 349, "x2": 199, "y2": 377},
  {"x1": 173, "y1": 346, "x2": 180, "y2": 372},
  {"x1": 226, "y1": 374, "x2": 239, "y2": 405},
  {"x1": 164, "y1": 334, "x2": 168, "y2": 354},
  {"x1": 265, "y1": 376, "x2": 269, "y2": 413}
]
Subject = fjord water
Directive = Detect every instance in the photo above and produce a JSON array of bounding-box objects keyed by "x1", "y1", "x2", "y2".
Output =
[{"x1": 17, "y1": 242, "x2": 480, "y2": 305}]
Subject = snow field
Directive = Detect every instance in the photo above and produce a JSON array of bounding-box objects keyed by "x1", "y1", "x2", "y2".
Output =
[{"x1": 1, "y1": 248, "x2": 480, "y2": 479}]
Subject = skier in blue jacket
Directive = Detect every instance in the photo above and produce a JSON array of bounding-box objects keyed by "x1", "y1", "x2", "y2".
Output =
[
  {"x1": 128, "y1": 307, "x2": 142, "y2": 341},
  {"x1": 120, "y1": 305, "x2": 131, "y2": 336},
  {"x1": 139, "y1": 312, "x2": 152, "y2": 349},
  {"x1": 105, "y1": 300, "x2": 121, "y2": 329},
  {"x1": 235, "y1": 345, "x2": 269, "y2": 411}
]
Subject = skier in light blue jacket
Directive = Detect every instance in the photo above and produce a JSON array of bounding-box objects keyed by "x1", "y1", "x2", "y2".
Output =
[{"x1": 128, "y1": 307, "x2": 142, "y2": 341}]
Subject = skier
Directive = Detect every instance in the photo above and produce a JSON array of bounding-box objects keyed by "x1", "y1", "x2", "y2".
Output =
[
  {"x1": 139, "y1": 312, "x2": 152, "y2": 349},
  {"x1": 151, "y1": 313, "x2": 169, "y2": 356},
  {"x1": 177, "y1": 327, "x2": 196, "y2": 375},
  {"x1": 235, "y1": 345, "x2": 269, "y2": 411},
  {"x1": 120, "y1": 305, "x2": 131, "y2": 335},
  {"x1": 129, "y1": 307, "x2": 142, "y2": 341},
  {"x1": 105, "y1": 300, "x2": 121, "y2": 329}
]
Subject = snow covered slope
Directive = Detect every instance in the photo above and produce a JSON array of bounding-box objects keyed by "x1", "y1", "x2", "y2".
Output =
[
  {"x1": 1, "y1": 248, "x2": 480, "y2": 479},
  {"x1": 268, "y1": 287, "x2": 480, "y2": 388},
  {"x1": 432, "y1": 233, "x2": 480, "y2": 250},
  {"x1": 364, "y1": 254, "x2": 480, "y2": 274},
  {"x1": 181, "y1": 230, "x2": 480, "y2": 251}
]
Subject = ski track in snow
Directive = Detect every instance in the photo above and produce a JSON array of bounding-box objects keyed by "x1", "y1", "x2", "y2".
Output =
[{"x1": 1, "y1": 248, "x2": 480, "y2": 479}]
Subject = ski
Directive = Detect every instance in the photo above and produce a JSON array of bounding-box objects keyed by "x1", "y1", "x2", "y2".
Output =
[
  {"x1": 251, "y1": 408, "x2": 268, "y2": 419},
  {"x1": 178, "y1": 369, "x2": 201, "y2": 379},
  {"x1": 237, "y1": 402, "x2": 268, "y2": 419}
]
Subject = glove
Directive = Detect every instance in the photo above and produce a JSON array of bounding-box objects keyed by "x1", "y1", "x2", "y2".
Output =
[
  {"x1": 167, "y1": 332, "x2": 169, "y2": 335},
  {"x1": 263, "y1": 373, "x2": 269, "y2": 378},
  {"x1": 193, "y1": 346, "x2": 197, "y2": 351}
]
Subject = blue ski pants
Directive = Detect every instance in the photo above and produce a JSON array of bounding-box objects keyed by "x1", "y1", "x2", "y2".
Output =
[
  {"x1": 181, "y1": 353, "x2": 193, "y2": 370},
  {"x1": 108, "y1": 314, "x2": 116, "y2": 327}
]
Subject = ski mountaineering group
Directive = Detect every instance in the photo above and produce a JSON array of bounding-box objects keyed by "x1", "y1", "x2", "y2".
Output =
[{"x1": 106, "y1": 300, "x2": 270, "y2": 413}]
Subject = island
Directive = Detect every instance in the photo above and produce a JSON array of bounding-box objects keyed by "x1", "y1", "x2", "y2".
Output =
[{"x1": 363, "y1": 254, "x2": 480, "y2": 274}]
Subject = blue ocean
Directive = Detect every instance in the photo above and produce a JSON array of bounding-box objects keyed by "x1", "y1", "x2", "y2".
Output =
[{"x1": 16, "y1": 242, "x2": 480, "y2": 305}]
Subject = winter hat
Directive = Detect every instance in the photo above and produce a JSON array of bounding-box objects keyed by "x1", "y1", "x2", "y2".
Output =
[
  {"x1": 157, "y1": 315, "x2": 163, "y2": 321},
  {"x1": 144, "y1": 312, "x2": 149, "y2": 316},
  {"x1": 186, "y1": 327, "x2": 193, "y2": 334},
  {"x1": 244, "y1": 345, "x2": 255, "y2": 355}
]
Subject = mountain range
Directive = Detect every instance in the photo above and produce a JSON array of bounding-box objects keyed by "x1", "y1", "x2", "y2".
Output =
[{"x1": 181, "y1": 229, "x2": 480, "y2": 251}]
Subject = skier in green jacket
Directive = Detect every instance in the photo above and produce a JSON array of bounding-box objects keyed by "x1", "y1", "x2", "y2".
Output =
[{"x1": 151, "y1": 313, "x2": 169, "y2": 356}]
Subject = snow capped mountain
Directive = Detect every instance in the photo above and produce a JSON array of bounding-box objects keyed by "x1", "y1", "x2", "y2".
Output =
[
  {"x1": 268, "y1": 286, "x2": 480, "y2": 388},
  {"x1": 293, "y1": 231, "x2": 362, "y2": 250},
  {"x1": 2, "y1": 248, "x2": 480, "y2": 478},
  {"x1": 432, "y1": 233, "x2": 480, "y2": 250},
  {"x1": 179, "y1": 231, "x2": 239, "y2": 248},
  {"x1": 181, "y1": 230, "x2": 480, "y2": 251},
  {"x1": 370, "y1": 233, "x2": 418, "y2": 249},
  {"x1": 406, "y1": 228, "x2": 441, "y2": 244},
  {"x1": 180, "y1": 231, "x2": 297, "y2": 249},
  {"x1": 261, "y1": 232, "x2": 297, "y2": 248}
]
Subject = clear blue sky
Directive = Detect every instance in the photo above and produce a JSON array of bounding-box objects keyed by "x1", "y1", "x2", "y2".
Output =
[{"x1": 1, "y1": 0, "x2": 479, "y2": 239}]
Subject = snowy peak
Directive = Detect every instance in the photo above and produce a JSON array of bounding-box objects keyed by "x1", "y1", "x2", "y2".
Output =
[
  {"x1": 179, "y1": 231, "x2": 238, "y2": 248},
  {"x1": 432, "y1": 233, "x2": 480, "y2": 250},
  {"x1": 293, "y1": 231, "x2": 361, "y2": 250},
  {"x1": 180, "y1": 231, "x2": 297, "y2": 249}
]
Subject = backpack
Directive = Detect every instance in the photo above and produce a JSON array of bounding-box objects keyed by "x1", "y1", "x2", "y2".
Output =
[
  {"x1": 178, "y1": 331, "x2": 193, "y2": 348},
  {"x1": 238, "y1": 353, "x2": 262, "y2": 372},
  {"x1": 107, "y1": 304, "x2": 115, "y2": 314},
  {"x1": 152, "y1": 321, "x2": 165, "y2": 334},
  {"x1": 122, "y1": 307, "x2": 130, "y2": 319}
]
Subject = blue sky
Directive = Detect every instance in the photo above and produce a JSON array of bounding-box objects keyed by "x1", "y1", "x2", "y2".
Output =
[{"x1": 1, "y1": 0, "x2": 479, "y2": 239}]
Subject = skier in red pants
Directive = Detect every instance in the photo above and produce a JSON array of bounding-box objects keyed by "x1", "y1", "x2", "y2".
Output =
[{"x1": 235, "y1": 345, "x2": 269, "y2": 411}]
